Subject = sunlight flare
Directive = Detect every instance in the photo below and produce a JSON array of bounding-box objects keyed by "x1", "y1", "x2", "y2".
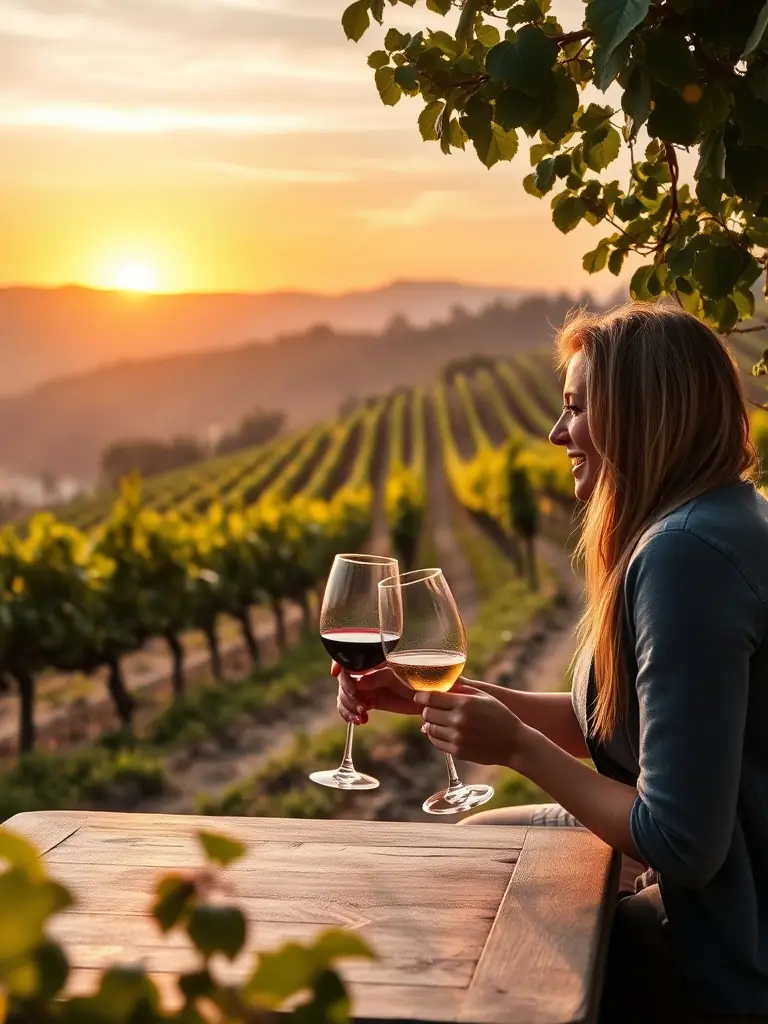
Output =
[{"x1": 112, "y1": 261, "x2": 159, "y2": 293}]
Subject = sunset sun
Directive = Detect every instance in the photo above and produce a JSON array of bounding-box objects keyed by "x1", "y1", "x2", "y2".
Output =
[{"x1": 112, "y1": 261, "x2": 159, "y2": 293}]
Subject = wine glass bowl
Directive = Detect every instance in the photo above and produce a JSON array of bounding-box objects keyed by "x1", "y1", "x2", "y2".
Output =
[
  {"x1": 378, "y1": 568, "x2": 494, "y2": 815},
  {"x1": 310, "y1": 553, "x2": 398, "y2": 791}
]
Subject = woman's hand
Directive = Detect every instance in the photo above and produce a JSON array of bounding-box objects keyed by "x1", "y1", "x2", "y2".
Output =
[
  {"x1": 415, "y1": 682, "x2": 526, "y2": 766},
  {"x1": 333, "y1": 661, "x2": 420, "y2": 724}
]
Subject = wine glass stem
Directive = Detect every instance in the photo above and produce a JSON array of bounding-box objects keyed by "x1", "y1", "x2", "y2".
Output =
[
  {"x1": 444, "y1": 753, "x2": 464, "y2": 791},
  {"x1": 338, "y1": 720, "x2": 357, "y2": 775}
]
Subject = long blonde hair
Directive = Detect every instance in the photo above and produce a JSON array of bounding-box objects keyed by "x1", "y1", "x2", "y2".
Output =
[{"x1": 558, "y1": 303, "x2": 755, "y2": 741}]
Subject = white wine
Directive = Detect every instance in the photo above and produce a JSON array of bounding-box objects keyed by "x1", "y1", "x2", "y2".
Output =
[{"x1": 386, "y1": 649, "x2": 466, "y2": 692}]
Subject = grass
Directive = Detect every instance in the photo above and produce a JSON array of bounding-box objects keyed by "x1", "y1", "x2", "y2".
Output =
[
  {"x1": 0, "y1": 743, "x2": 165, "y2": 822},
  {"x1": 197, "y1": 715, "x2": 424, "y2": 819},
  {"x1": 147, "y1": 634, "x2": 328, "y2": 749}
]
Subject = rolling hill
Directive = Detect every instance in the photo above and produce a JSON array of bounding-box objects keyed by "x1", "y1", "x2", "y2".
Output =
[
  {"x1": 0, "y1": 280, "x2": 532, "y2": 396},
  {"x1": 0, "y1": 293, "x2": 583, "y2": 481}
]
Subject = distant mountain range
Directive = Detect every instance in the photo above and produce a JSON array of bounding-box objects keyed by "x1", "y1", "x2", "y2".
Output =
[
  {"x1": 0, "y1": 292, "x2": 594, "y2": 482},
  {"x1": 0, "y1": 280, "x2": 532, "y2": 396}
]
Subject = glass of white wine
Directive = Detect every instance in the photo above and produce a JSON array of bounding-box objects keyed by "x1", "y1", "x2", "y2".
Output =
[{"x1": 378, "y1": 567, "x2": 494, "y2": 815}]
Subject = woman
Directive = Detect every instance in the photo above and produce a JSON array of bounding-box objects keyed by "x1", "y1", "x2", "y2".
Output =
[{"x1": 335, "y1": 304, "x2": 768, "y2": 1022}]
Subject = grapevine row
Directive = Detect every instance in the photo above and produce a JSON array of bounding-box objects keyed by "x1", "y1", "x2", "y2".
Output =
[
  {"x1": 227, "y1": 432, "x2": 307, "y2": 507},
  {"x1": 454, "y1": 373, "x2": 493, "y2": 452},
  {"x1": 347, "y1": 401, "x2": 386, "y2": 491},
  {"x1": 175, "y1": 446, "x2": 269, "y2": 516},
  {"x1": 384, "y1": 388, "x2": 427, "y2": 571},
  {"x1": 474, "y1": 368, "x2": 523, "y2": 439},
  {"x1": 261, "y1": 425, "x2": 333, "y2": 501},
  {"x1": 512, "y1": 352, "x2": 562, "y2": 421},
  {"x1": 303, "y1": 409, "x2": 364, "y2": 500},
  {"x1": 386, "y1": 391, "x2": 408, "y2": 476},
  {"x1": 0, "y1": 479, "x2": 373, "y2": 756},
  {"x1": 495, "y1": 360, "x2": 556, "y2": 436}
]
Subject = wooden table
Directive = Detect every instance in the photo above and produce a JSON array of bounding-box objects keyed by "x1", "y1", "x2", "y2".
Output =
[{"x1": 7, "y1": 810, "x2": 618, "y2": 1024}]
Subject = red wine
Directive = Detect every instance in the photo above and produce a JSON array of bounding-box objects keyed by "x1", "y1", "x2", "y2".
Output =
[{"x1": 321, "y1": 628, "x2": 399, "y2": 673}]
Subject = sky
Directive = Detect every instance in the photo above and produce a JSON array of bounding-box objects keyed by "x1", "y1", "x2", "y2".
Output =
[{"x1": 0, "y1": 0, "x2": 623, "y2": 296}]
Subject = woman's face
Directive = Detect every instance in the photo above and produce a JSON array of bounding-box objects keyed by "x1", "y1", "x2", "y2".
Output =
[{"x1": 549, "y1": 350, "x2": 602, "y2": 502}]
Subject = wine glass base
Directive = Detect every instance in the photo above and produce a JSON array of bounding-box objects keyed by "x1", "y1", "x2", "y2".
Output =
[
  {"x1": 309, "y1": 768, "x2": 380, "y2": 791},
  {"x1": 422, "y1": 783, "x2": 494, "y2": 815}
]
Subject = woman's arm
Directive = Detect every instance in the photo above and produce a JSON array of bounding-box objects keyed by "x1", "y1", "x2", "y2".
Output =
[
  {"x1": 336, "y1": 664, "x2": 589, "y2": 758},
  {"x1": 415, "y1": 685, "x2": 641, "y2": 858},
  {"x1": 513, "y1": 726, "x2": 641, "y2": 857},
  {"x1": 464, "y1": 681, "x2": 589, "y2": 758}
]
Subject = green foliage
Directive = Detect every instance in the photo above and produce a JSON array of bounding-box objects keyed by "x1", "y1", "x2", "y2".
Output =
[
  {"x1": 0, "y1": 825, "x2": 372, "y2": 1022},
  {"x1": 0, "y1": 477, "x2": 372, "y2": 755},
  {"x1": 386, "y1": 469, "x2": 425, "y2": 571},
  {"x1": 508, "y1": 461, "x2": 539, "y2": 539},
  {"x1": 343, "y1": 0, "x2": 768, "y2": 334},
  {"x1": 0, "y1": 745, "x2": 166, "y2": 823},
  {"x1": 434, "y1": 364, "x2": 571, "y2": 540},
  {"x1": 197, "y1": 831, "x2": 246, "y2": 867}
]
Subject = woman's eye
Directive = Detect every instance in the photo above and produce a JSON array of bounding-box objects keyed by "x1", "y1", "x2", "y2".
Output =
[{"x1": 563, "y1": 403, "x2": 582, "y2": 415}]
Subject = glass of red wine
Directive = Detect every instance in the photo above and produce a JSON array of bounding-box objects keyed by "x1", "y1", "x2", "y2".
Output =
[{"x1": 309, "y1": 552, "x2": 399, "y2": 790}]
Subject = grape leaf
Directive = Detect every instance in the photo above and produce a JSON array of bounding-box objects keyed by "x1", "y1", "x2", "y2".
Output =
[
  {"x1": 587, "y1": 0, "x2": 650, "y2": 61},
  {"x1": 342, "y1": 0, "x2": 370, "y2": 42}
]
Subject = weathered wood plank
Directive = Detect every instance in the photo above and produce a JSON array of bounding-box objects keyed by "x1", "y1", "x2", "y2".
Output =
[
  {"x1": 3, "y1": 810, "x2": 85, "y2": 855},
  {"x1": 7, "y1": 811, "x2": 527, "y2": 851},
  {"x1": 58, "y1": 942, "x2": 477, "y2": 988},
  {"x1": 49, "y1": 834, "x2": 518, "y2": 869},
  {"x1": 61, "y1": 893, "x2": 500, "y2": 930},
  {"x1": 41, "y1": 862, "x2": 508, "y2": 908},
  {"x1": 48, "y1": 915, "x2": 491, "y2": 961},
  {"x1": 460, "y1": 828, "x2": 618, "y2": 1024},
  {"x1": 65, "y1": 969, "x2": 466, "y2": 1021}
]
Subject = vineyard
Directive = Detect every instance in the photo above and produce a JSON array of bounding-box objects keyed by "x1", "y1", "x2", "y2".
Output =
[{"x1": 3, "y1": 334, "x2": 766, "y2": 822}]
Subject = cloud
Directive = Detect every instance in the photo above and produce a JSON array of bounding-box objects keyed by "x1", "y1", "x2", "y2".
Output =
[
  {"x1": 358, "y1": 189, "x2": 528, "y2": 229},
  {"x1": 189, "y1": 160, "x2": 354, "y2": 182},
  {"x1": 0, "y1": 0, "x2": 373, "y2": 132},
  {"x1": 0, "y1": 104, "x2": 312, "y2": 133}
]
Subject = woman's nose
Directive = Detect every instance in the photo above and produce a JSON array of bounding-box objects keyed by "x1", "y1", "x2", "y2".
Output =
[{"x1": 549, "y1": 414, "x2": 569, "y2": 447}]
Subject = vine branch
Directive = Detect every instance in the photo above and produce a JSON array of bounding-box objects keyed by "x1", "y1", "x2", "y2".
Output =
[
  {"x1": 655, "y1": 143, "x2": 680, "y2": 257},
  {"x1": 553, "y1": 28, "x2": 592, "y2": 46}
]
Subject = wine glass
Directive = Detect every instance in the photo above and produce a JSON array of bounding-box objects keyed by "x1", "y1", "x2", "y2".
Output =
[
  {"x1": 378, "y1": 567, "x2": 494, "y2": 815},
  {"x1": 309, "y1": 553, "x2": 399, "y2": 790}
]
